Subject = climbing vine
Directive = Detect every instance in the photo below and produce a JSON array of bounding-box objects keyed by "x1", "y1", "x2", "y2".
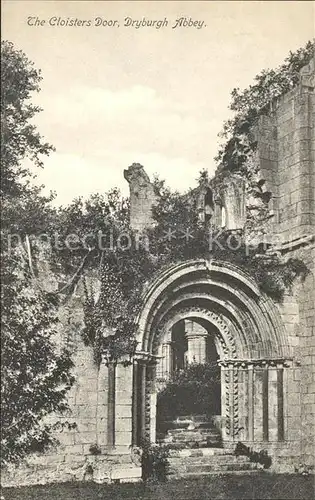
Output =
[{"x1": 213, "y1": 40, "x2": 314, "y2": 184}]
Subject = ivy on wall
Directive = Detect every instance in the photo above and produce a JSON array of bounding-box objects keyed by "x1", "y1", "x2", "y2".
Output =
[{"x1": 213, "y1": 40, "x2": 314, "y2": 184}]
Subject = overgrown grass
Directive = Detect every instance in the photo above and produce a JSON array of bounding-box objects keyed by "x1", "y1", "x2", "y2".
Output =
[{"x1": 2, "y1": 474, "x2": 314, "y2": 500}]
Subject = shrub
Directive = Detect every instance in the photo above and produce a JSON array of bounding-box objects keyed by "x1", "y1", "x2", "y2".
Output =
[
  {"x1": 157, "y1": 363, "x2": 221, "y2": 422},
  {"x1": 141, "y1": 440, "x2": 171, "y2": 482},
  {"x1": 235, "y1": 441, "x2": 272, "y2": 469},
  {"x1": 89, "y1": 443, "x2": 101, "y2": 455}
]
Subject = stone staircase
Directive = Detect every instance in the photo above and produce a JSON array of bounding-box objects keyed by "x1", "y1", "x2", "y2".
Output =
[
  {"x1": 157, "y1": 414, "x2": 222, "y2": 448},
  {"x1": 158, "y1": 415, "x2": 259, "y2": 477},
  {"x1": 168, "y1": 447, "x2": 260, "y2": 478}
]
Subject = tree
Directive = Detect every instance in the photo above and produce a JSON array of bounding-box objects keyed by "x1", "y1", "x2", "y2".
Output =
[
  {"x1": 1, "y1": 41, "x2": 74, "y2": 465},
  {"x1": 1, "y1": 40, "x2": 54, "y2": 198},
  {"x1": 1, "y1": 253, "x2": 75, "y2": 464}
]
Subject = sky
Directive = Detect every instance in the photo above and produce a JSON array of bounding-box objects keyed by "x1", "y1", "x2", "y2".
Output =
[{"x1": 2, "y1": 1, "x2": 314, "y2": 206}]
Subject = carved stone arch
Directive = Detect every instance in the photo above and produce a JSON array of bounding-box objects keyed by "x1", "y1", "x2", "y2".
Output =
[
  {"x1": 147, "y1": 291, "x2": 250, "y2": 360},
  {"x1": 153, "y1": 306, "x2": 237, "y2": 361},
  {"x1": 137, "y1": 259, "x2": 289, "y2": 361},
  {"x1": 133, "y1": 259, "x2": 290, "y2": 447}
]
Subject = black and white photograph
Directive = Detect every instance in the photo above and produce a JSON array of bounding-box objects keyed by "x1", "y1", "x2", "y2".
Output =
[{"x1": 1, "y1": 1, "x2": 314, "y2": 499}]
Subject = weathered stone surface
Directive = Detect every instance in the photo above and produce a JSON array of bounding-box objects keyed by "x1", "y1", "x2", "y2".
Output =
[{"x1": 124, "y1": 163, "x2": 157, "y2": 232}]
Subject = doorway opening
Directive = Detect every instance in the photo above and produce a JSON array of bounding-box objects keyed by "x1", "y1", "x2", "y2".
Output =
[{"x1": 155, "y1": 318, "x2": 222, "y2": 448}]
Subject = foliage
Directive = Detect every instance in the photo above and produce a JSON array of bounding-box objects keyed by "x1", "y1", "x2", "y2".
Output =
[
  {"x1": 1, "y1": 41, "x2": 74, "y2": 465},
  {"x1": 157, "y1": 363, "x2": 221, "y2": 422},
  {"x1": 43, "y1": 42, "x2": 310, "y2": 368},
  {"x1": 294, "y1": 463, "x2": 313, "y2": 476},
  {"x1": 235, "y1": 442, "x2": 272, "y2": 469},
  {"x1": 88, "y1": 443, "x2": 101, "y2": 456},
  {"x1": 49, "y1": 189, "x2": 130, "y2": 274},
  {"x1": 1, "y1": 40, "x2": 54, "y2": 198},
  {"x1": 1, "y1": 40, "x2": 57, "y2": 239},
  {"x1": 214, "y1": 40, "x2": 314, "y2": 182},
  {"x1": 79, "y1": 236, "x2": 156, "y2": 365},
  {"x1": 140, "y1": 439, "x2": 171, "y2": 482},
  {"x1": 1, "y1": 251, "x2": 75, "y2": 466}
]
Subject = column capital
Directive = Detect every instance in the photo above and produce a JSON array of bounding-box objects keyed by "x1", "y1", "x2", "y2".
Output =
[
  {"x1": 218, "y1": 358, "x2": 293, "y2": 369},
  {"x1": 134, "y1": 350, "x2": 159, "y2": 364},
  {"x1": 185, "y1": 332, "x2": 208, "y2": 340}
]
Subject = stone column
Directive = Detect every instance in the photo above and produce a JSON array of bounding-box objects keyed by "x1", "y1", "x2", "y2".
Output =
[
  {"x1": 236, "y1": 363, "x2": 247, "y2": 442},
  {"x1": 132, "y1": 360, "x2": 139, "y2": 446},
  {"x1": 220, "y1": 362, "x2": 233, "y2": 440},
  {"x1": 229, "y1": 363, "x2": 235, "y2": 439},
  {"x1": 254, "y1": 366, "x2": 263, "y2": 441},
  {"x1": 115, "y1": 361, "x2": 133, "y2": 450},
  {"x1": 277, "y1": 365, "x2": 284, "y2": 441},
  {"x1": 247, "y1": 363, "x2": 254, "y2": 442},
  {"x1": 185, "y1": 334, "x2": 207, "y2": 364},
  {"x1": 262, "y1": 364, "x2": 269, "y2": 442},
  {"x1": 107, "y1": 361, "x2": 116, "y2": 449},
  {"x1": 161, "y1": 341, "x2": 173, "y2": 377},
  {"x1": 221, "y1": 176, "x2": 246, "y2": 230},
  {"x1": 214, "y1": 198, "x2": 222, "y2": 227},
  {"x1": 148, "y1": 362, "x2": 157, "y2": 443},
  {"x1": 268, "y1": 363, "x2": 278, "y2": 442},
  {"x1": 140, "y1": 361, "x2": 147, "y2": 441}
]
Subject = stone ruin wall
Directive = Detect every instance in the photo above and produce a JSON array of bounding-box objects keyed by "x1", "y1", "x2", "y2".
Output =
[
  {"x1": 122, "y1": 58, "x2": 315, "y2": 468},
  {"x1": 124, "y1": 163, "x2": 158, "y2": 231},
  {"x1": 1, "y1": 271, "x2": 140, "y2": 487},
  {"x1": 255, "y1": 55, "x2": 315, "y2": 467},
  {"x1": 2, "y1": 58, "x2": 314, "y2": 486}
]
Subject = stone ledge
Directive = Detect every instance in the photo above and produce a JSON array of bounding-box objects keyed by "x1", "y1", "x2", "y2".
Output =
[{"x1": 1, "y1": 454, "x2": 142, "y2": 487}]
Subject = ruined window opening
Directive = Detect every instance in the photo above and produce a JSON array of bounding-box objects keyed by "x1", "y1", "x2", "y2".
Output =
[
  {"x1": 205, "y1": 188, "x2": 214, "y2": 208},
  {"x1": 204, "y1": 188, "x2": 214, "y2": 223}
]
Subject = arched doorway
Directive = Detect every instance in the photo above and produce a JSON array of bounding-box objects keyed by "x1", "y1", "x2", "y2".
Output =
[
  {"x1": 155, "y1": 317, "x2": 222, "y2": 447},
  {"x1": 131, "y1": 260, "x2": 290, "y2": 449}
]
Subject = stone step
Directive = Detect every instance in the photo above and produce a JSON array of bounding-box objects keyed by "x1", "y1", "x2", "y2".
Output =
[
  {"x1": 168, "y1": 435, "x2": 222, "y2": 446},
  {"x1": 170, "y1": 442, "x2": 223, "y2": 448},
  {"x1": 167, "y1": 442, "x2": 222, "y2": 450},
  {"x1": 162, "y1": 420, "x2": 218, "y2": 430},
  {"x1": 168, "y1": 427, "x2": 220, "y2": 436},
  {"x1": 169, "y1": 434, "x2": 220, "y2": 443},
  {"x1": 171, "y1": 440, "x2": 222, "y2": 447},
  {"x1": 169, "y1": 447, "x2": 229, "y2": 457},
  {"x1": 171, "y1": 436, "x2": 222, "y2": 444},
  {"x1": 169, "y1": 455, "x2": 250, "y2": 464},
  {"x1": 169, "y1": 460, "x2": 251, "y2": 471},
  {"x1": 165, "y1": 440, "x2": 222, "y2": 450},
  {"x1": 167, "y1": 440, "x2": 223, "y2": 454},
  {"x1": 176, "y1": 415, "x2": 210, "y2": 423},
  {"x1": 167, "y1": 446, "x2": 257, "y2": 478},
  {"x1": 185, "y1": 462, "x2": 256, "y2": 473},
  {"x1": 170, "y1": 469, "x2": 261, "y2": 477},
  {"x1": 168, "y1": 458, "x2": 258, "y2": 478},
  {"x1": 162, "y1": 423, "x2": 217, "y2": 431}
]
